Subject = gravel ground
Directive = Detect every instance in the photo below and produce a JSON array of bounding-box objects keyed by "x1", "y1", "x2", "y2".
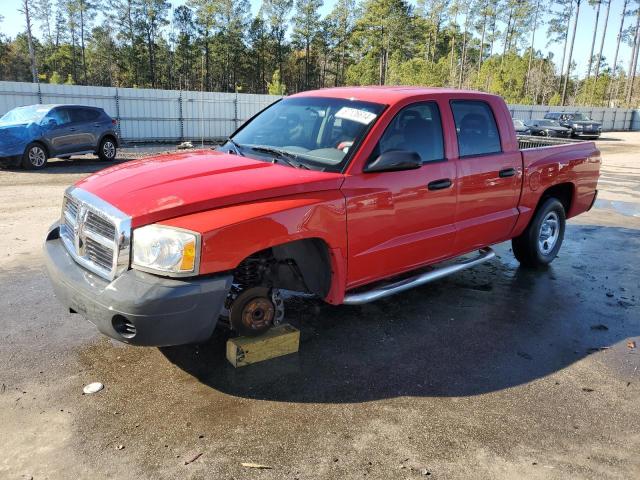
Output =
[{"x1": 0, "y1": 134, "x2": 639, "y2": 480}]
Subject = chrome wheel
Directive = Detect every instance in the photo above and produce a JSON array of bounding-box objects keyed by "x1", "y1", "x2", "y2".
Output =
[
  {"x1": 103, "y1": 141, "x2": 116, "y2": 159},
  {"x1": 538, "y1": 211, "x2": 560, "y2": 255},
  {"x1": 29, "y1": 146, "x2": 47, "y2": 167}
]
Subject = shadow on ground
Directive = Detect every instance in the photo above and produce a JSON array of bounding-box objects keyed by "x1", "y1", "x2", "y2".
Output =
[{"x1": 161, "y1": 224, "x2": 639, "y2": 403}]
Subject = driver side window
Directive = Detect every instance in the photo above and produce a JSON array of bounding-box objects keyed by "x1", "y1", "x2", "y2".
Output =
[
  {"x1": 44, "y1": 108, "x2": 71, "y2": 127},
  {"x1": 375, "y1": 102, "x2": 445, "y2": 164}
]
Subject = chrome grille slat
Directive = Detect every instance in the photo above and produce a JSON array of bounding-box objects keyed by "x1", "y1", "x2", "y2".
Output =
[
  {"x1": 85, "y1": 211, "x2": 116, "y2": 239},
  {"x1": 59, "y1": 187, "x2": 131, "y2": 281},
  {"x1": 84, "y1": 229, "x2": 115, "y2": 248},
  {"x1": 65, "y1": 197, "x2": 78, "y2": 218},
  {"x1": 85, "y1": 237, "x2": 114, "y2": 270}
]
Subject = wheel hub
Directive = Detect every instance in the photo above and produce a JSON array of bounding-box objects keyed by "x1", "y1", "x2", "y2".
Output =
[
  {"x1": 538, "y1": 211, "x2": 559, "y2": 254},
  {"x1": 29, "y1": 147, "x2": 46, "y2": 167},
  {"x1": 227, "y1": 286, "x2": 285, "y2": 336},
  {"x1": 241, "y1": 297, "x2": 275, "y2": 331},
  {"x1": 103, "y1": 141, "x2": 115, "y2": 158}
]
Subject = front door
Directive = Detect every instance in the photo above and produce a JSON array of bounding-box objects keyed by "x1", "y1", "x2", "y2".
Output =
[
  {"x1": 42, "y1": 107, "x2": 80, "y2": 155},
  {"x1": 449, "y1": 100, "x2": 522, "y2": 252},
  {"x1": 342, "y1": 101, "x2": 458, "y2": 289}
]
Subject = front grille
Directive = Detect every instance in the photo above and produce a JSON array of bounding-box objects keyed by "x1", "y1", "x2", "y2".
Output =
[
  {"x1": 85, "y1": 237, "x2": 115, "y2": 271},
  {"x1": 65, "y1": 196, "x2": 78, "y2": 218},
  {"x1": 59, "y1": 187, "x2": 131, "y2": 281},
  {"x1": 85, "y1": 211, "x2": 116, "y2": 239}
]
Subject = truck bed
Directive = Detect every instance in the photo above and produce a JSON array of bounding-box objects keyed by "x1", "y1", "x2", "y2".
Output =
[
  {"x1": 517, "y1": 134, "x2": 586, "y2": 150},
  {"x1": 517, "y1": 135, "x2": 600, "y2": 222}
]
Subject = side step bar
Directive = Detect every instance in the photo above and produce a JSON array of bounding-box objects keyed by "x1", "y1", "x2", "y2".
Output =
[{"x1": 342, "y1": 247, "x2": 496, "y2": 305}]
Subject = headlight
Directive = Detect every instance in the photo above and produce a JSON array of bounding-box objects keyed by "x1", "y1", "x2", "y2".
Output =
[
  {"x1": 573, "y1": 123, "x2": 583, "y2": 129},
  {"x1": 132, "y1": 224, "x2": 200, "y2": 276}
]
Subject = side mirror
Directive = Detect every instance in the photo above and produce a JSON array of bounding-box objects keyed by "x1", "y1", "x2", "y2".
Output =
[
  {"x1": 43, "y1": 118, "x2": 58, "y2": 128},
  {"x1": 364, "y1": 150, "x2": 422, "y2": 173}
]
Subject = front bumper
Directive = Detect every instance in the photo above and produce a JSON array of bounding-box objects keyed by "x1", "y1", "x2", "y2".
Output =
[
  {"x1": 0, "y1": 143, "x2": 25, "y2": 167},
  {"x1": 43, "y1": 224, "x2": 233, "y2": 346},
  {"x1": 0, "y1": 155, "x2": 21, "y2": 167},
  {"x1": 573, "y1": 130, "x2": 601, "y2": 137}
]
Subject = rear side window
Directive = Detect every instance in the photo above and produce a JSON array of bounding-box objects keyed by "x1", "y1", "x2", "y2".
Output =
[
  {"x1": 84, "y1": 109, "x2": 101, "y2": 121},
  {"x1": 451, "y1": 100, "x2": 501, "y2": 157},
  {"x1": 69, "y1": 108, "x2": 100, "y2": 123},
  {"x1": 376, "y1": 102, "x2": 444, "y2": 163}
]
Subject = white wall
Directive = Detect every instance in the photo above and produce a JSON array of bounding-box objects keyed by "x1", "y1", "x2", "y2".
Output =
[{"x1": 0, "y1": 81, "x2": 636, "y2": 142}]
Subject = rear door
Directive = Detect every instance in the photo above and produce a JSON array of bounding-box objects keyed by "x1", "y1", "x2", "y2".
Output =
[
  {"x1": 450, "y1": 99, "x2": 522, "y2": 252},
  {"x1": 343, "y1": 101, "x2": 458, "y2": 288},
  {"x1": 67, "y1": 107, "x2": 99, "y2": 151}
]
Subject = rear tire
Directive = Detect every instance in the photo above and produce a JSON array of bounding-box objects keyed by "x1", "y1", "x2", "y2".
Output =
[
  {"x1": 512, "y1": 197, "x2": 566, "y2": 268},
  {"x1": 21, "y1": 143, "x2": 48, "y2": 170},
  {"x1": 98, "y1": 137, "x2": 117, "y2": 161}
]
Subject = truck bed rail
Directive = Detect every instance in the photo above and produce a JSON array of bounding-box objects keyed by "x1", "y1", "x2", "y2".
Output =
[{"x1": 518, "y1": 135, "x2": 585, "y2": 150}]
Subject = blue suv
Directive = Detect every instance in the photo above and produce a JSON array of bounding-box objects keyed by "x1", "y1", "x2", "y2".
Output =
[{"x1": 0, "y1": 104, "x2": 119, "y2": 169}]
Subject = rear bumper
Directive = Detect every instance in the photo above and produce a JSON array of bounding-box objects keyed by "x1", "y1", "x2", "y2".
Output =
[{"x1": 43, "y1": 224, "x2": 233, "y2": 346}]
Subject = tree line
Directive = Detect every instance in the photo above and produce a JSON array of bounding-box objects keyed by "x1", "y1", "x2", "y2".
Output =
[{"x1": 2, "y1": 0, "x2": 640, "y2": 107}]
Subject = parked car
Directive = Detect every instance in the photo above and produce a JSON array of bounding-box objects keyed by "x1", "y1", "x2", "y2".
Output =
[
  {"x1": 0, "y1": 104, "x2": 119, "y2": 169},
  {"x1": 527, "y1": 119, "x2": 572, "y2": 137},
  {"x1": 44, "y1": 87, "x2": 600, "y2": 346},
  {"x1": 513, "y1": 118, "x2": 531, "y2": 135},
  {"x1": 544, "y1": 112, "x2": 602, "y2": 138}
]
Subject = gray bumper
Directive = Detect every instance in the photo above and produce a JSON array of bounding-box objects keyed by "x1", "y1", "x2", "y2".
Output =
[{"x1": 43, "y1": 225, "x2": 232, "y2": 346}]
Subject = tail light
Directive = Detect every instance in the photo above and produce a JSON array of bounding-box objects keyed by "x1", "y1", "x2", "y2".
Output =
[{"x1": 112, "y1": 119, "x2": 118, "y2": 126}]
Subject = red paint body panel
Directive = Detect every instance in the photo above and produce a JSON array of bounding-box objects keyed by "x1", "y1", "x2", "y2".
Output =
[
  {"x1": 75, "y1": 150, "x2": 343, "y2": 228},
  {"x1": 161, "y1": 192, "x2": 348, "y2": 304},
  {"x1": 72, "y1": 87, "x2": 600, "y2": 303},
  {"x1": 512, "y1": 143, "x2": 601, "y2": 237}
]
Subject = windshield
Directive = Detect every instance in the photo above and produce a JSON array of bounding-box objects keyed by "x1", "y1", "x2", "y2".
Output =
[
  {"x1": 538, "y1": 120, "x2": 559, "y2": 126},
  {"x1": 0, "y1": 105, "x2": 50, "y2": 125},
  {"x1": 230, "y1": 96, "x2": 386, "y2": 171},
  {"x1": 570, "y1": 113, "x2": 591, "y2": 121},
  {"x1": 513, "y1": 119, "x2": 525, "y2": 127}
]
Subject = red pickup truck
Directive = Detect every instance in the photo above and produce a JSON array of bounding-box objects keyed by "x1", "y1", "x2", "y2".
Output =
[{"x1": 44, "y1": 87, "x2": 600, "y2": 346}]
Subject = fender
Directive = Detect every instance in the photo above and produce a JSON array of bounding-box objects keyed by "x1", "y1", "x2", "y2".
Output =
[
  {"x1": 96, "y1": 130, "x2": 120, "y2": 148},
  {"x1": 160, "y1": 190, "x2": 348, "y2": 303}
]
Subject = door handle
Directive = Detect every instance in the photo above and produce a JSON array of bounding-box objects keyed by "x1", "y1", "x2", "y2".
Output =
[
  {"x1": 428, "y1": 178, "x2": 452, "y2": 190},
  {"x1": 69, "y1": 127, "x2": 77, "y2": 132},
  {"x1": 499, "y1": 168, "x2": 516, "y2": 178}
]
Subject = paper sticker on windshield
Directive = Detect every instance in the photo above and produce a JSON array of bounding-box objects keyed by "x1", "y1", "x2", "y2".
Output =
[{"x1": 335, "y1": 107, "x2": 377, "y2": 125}]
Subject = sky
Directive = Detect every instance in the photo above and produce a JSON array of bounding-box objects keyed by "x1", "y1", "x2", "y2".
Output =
[{"x1": 0, "y1": 0, "x2": 635, "y2": 78}]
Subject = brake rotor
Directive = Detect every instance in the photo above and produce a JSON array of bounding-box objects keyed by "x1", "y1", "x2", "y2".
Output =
[{"x1": 229, "y1": 287, "x2": 284, "y2": 336}]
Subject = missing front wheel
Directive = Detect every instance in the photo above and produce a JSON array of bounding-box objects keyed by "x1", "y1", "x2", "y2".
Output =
[{"x1": 226, "y1": 286, "x2": 285, "y2": 336}]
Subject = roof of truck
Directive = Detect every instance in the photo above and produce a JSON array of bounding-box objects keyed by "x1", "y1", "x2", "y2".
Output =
[{"x1": 291, "y1": 86, "x2": 499, "y2": 104}]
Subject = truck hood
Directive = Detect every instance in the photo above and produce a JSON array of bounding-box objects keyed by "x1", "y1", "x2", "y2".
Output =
[{"x1": 75, "y1": 149, "x2": 344, "y2": 227}]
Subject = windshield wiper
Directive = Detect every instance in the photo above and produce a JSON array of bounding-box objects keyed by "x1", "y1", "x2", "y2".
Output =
[
  {"x1": 225, "y1": 137, "x2": 245, "y2": 156},
  {"x1": 249, "y1": 146, "x2": 309, "y2": 169}
]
